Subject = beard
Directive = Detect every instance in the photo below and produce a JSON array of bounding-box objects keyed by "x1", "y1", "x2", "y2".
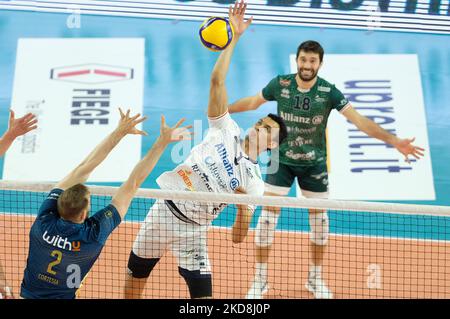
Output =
[{"x1": 298, "y1": 67, "x2": 318, "y2": 82}]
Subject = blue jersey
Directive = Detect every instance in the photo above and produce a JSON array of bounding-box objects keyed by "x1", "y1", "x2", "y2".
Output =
[{"x1": 20, "y1": 188, "x2": 122, "y2": 299}]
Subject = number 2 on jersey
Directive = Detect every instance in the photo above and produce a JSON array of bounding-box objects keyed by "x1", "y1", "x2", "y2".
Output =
[{"x1": 47, "y1": 250, "x2": 63, "y2": 275}]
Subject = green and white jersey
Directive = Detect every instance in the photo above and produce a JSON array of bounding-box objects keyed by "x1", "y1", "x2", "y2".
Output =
[{"x1": 262, "y1": 74, "x2": 350, "y2": 166}]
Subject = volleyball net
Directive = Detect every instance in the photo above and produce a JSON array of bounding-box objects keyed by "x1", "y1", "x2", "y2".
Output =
[{"x1": 0, "y1": 181, "x2": 449, "y2": 299}]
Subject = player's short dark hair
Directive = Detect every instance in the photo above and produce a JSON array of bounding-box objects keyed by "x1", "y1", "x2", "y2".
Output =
[
  {"x1": 296, "y1": 40, "x2": 324, "y2": 62},
  {"x1": 57, "y1": 184, "x2": 90, "y2": 221},
  {"x1": 267, "y1": 113, "x2": 288, "y2": 146}
]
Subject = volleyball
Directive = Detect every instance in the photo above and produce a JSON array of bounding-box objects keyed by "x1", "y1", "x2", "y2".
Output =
[{"x1": 199, "y1": 17, "x2": 234, "y2": 51}]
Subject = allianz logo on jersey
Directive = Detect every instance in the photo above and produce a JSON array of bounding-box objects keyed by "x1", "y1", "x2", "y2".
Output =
[
  {"x1": 281, "y1": 111, "x2": 323, "y2": 125},
  {"x1": 42, "y1": 231, "x2": 81, "y2": 252},
  {"x1": 215, "y1": 143, "x2": 234, "y2": 177}
]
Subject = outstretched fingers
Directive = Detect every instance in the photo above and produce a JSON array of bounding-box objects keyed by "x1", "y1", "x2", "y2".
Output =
[
  {"x1": 246, "y1": 15, "x2": 254, "y2": 26},
  {"x1": 414, "y1": 145, "x2": 425, "y2": 152},
  {"x1": 21, "y1": 112, "x2": 35, "y2": 122},
  {"x1": 413, "y1": 147, "x2": 425, "y2": 156},
  {"x1": 135, "y1": 129, "x2": 148, "y2": 136},
  {"x1": 240, "y1": 2, "x2": 247, "y2": 16},
  {"x1": 25, "y1": 125, "x2": 38, "y2": 134},
  {"x1": 174, "y1": 127, "x2": 193, "y2": 141},
  {"x1": 130, "y1": 112, "x2": 140, "y2": 120},
  {"x1": 173, "y1": 117, "x2": 186, "y2": 129},
  {"x1": 133, "y1": 115, "x2": 147, "y2": 126},
  {"x1": 25, "y1": 118, "x2": 38, "y2": 128}
]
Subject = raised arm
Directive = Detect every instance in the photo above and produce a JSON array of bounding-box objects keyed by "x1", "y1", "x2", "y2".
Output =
[
  {"x1": 342, "y1": 105, "x2": 425, "y2": 163},
  {"x1": 0, "y1": 110, "x2": 37, "y2": 157},
  {"x1": 228, "y1": 94, "x2": 267, "y2": 114},
  {"x1": 111, "y1": 116, "x2": 192, "y2": 219},
  {"x1": 232, "y1": 205, "x2": 253, "y2": 244},
  {"x1": 56, "y1": 108, "x2": 147, "y2": 190},
  {"x1": 231, "y1": 187, "x2": 254, "y2": 243},
  {"x1": 208, "y1": 0, "x2": 253, "y2": 118}
]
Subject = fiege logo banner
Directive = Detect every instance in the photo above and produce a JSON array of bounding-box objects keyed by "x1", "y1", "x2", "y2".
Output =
[
  {"x1": 4, "y1": 38, "x2": 145, "y2": 182},
  {"x1": 290, "y1": 54, "x2": 435, "y2": 200}
]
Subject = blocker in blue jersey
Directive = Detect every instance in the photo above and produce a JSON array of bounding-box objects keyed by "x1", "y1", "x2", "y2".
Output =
[{"x1": 20, "y1": 109, "x2": 191, "y2": 299}]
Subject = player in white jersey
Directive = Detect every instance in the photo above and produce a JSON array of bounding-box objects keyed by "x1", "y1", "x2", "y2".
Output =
[{"x1": 124, "y1": 1, "x2": 287, "y2": 299}]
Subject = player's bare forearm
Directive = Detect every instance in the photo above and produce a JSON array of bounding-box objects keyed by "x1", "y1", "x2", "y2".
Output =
[
  {"x1": 0, "y1": 110, "x2": 38, "y2": 156},
  {"x1": 112, "y1": 138, "x2": 167, "y2": 219},
  {"x1": 229, "y1": 95, "x2": 265, "y2": 114},
  {"x1": 343, "y1": 106, "x2": 399, "y2": 146},
  {"x1": 344, "y1": 106, "x2": 424, "y2": 162},
  {"x1": 211, "y1": 34, "x2": 239, "y2": 84},
  {"x1": 232, "y1": 204, "x2": 252, "y2": 243},
  {"x1": 0, "y1": 133, "x2": 16, "y2": 157},
  {"x1": 80, "y1": 129, "x2": 126, "y2": 171},
  {"x1": 57, "y1": 109, "x2": 147, "y2": 190},
  {"x1": 57, "y1": 129, "x2": 126, "y2": 189},
  {"x1": 130, "y1": 137, "x2": 168, "y2": 186},
  {"x1": 207, "y1": 35, "x2": 240, "y2": 118},
  {"x1": 112, "y1": 116, "x2": 192, "y2": 218},
  {"x1": 357, "y1": 116, "x2": 399, "y2": 146}
]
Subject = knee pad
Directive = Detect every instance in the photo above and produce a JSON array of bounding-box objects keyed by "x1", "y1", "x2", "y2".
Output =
[
  {"x1": 309, "y1": 211, "x2": 329, "y2": 246},
  {"x1": 255, "y1": 209, "x2": 279, "y2": 247},
  {"x1": 127, "y1": 251, "x2": 160, "y2": 279},
  {"x1": 179, "y1": 267, "x2": 212, "y2": 299}
]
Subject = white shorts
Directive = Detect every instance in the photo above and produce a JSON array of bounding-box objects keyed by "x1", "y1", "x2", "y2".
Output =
[{"x1": 132, "y1": 200, "x2": 212, "y2": 273}]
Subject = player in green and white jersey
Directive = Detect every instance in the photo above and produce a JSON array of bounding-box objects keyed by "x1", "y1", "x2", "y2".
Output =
[{"x1": 229, "y1": 40, "x2": 425, "y2": 299}]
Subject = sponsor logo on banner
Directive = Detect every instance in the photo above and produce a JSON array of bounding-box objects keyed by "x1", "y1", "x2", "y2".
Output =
[
  {"x1": 290, "y1": 54, "x2": 434, "y2": 200},
  {"x1": 4, "y1": 38, "x2": 145, "y2": 182},
  {"x1": 50, "y1": 64, "x2": 134, "y2": 84}
]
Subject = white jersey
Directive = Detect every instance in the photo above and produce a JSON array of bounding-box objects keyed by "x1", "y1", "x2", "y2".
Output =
[{"x1": 157, "y1": 112, "x2": 265, "y2": 225}]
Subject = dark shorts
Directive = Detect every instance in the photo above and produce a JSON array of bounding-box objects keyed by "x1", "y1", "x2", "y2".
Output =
[{"x1": 265, "y1": 160, "x2": 329, "y2": 194}]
